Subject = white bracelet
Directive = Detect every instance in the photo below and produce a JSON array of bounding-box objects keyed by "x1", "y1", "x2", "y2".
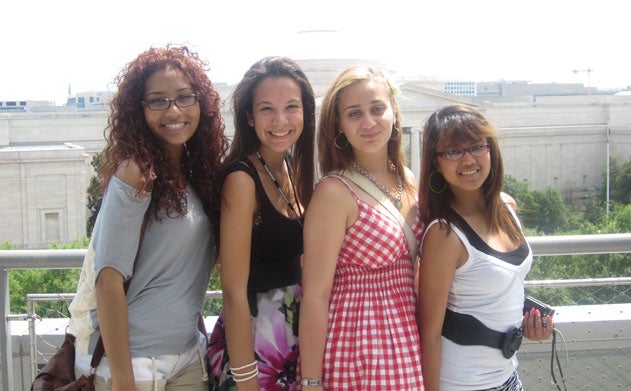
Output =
[
  {"x1": 232, "y1": 367, "x2": 259, "y2": 382},
  {"x1": 232, "y1": 367, "x2": 258, "y2": 378},
  {"x1": 229, "y1": 360, "x2": 257, "y2": 371}
]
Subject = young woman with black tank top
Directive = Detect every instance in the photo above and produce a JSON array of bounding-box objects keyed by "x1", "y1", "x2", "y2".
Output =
[{"x1": 206, "y1": 56, "x2": 315, "y2": 391}]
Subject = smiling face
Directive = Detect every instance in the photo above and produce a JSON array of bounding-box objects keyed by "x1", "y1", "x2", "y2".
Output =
[
  {"x1": 143, "y1": 68, "x2": 200, "y2": 158},
  {"x1": 436, "y1": 137, "x2": 492, "y2": 194},
  {"x1": 337, "y1": 79, "x2": 394, "y2": 157},
  {"x1": 248, "y1": 76, "x2": 304, "y2": 156}
]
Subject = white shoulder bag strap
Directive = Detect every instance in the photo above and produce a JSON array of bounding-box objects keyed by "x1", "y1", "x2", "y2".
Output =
[{"x1": 340, "y1": 170, "x2": 417, "y2": 258}]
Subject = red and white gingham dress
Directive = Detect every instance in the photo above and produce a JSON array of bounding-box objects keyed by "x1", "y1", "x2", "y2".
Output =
[{"x1": 321, "y1": 176, "x2": 424, "y2": 390}]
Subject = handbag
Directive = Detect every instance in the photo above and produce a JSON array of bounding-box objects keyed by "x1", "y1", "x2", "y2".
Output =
[
  {"x1": 31, "y1": 334, "x2": 101, "y2": 391},
  {"x1": 31, "y1": 212, "x2": 150, "y2": 391}
]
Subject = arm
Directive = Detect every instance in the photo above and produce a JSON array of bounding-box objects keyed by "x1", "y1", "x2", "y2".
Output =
[
  {"x1": 96, "y1": 268, "x2": 134, "y2": 390},
  {"x1": 219, "y1": 171, "x2": 259, "y2": 391},
  {"x1": 94, "y1": 159, "x2": 146, "y2": 391},
  {"x1": 299, "y1": 179, "x2": 353, "y2": 390},
  {"x1": 417, "y1": 224, "x2": 466, "y2": 391}
]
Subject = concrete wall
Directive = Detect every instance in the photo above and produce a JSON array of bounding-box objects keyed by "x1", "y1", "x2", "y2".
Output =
[{"x1": 0, "y1": 144, "x2": 89, "y2": 249}]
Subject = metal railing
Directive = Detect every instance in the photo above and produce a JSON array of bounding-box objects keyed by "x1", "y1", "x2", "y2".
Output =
[{"x1": 2, "y1": 233, "x2": 631, "y2": 390}]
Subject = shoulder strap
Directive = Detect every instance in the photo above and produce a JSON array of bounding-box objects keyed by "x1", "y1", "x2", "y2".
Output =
[
  {"x1": 90, "y1": 209, "x2": 150, "y2": 368},
  {"x1": 339, "y1": 170, "x2": 417, "y2": 258}
]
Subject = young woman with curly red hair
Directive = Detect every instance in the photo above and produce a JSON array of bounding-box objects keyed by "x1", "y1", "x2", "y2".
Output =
[{"x1": 74, "y1": 45, "x2": 228, "y2": 391}]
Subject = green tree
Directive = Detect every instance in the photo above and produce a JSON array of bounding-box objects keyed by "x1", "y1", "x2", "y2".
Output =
[
  {"x1": 583, "y1": 187, "x2": 605, "y2": 225},
  {"x1": 612, "y1": 203, "x2": 631, "y2": 232},
  {"x1": 1, "y1": 242, "x2": 15, "y2": 250},
  {"x1": 503, "y1": 175, "x2": 530, "y2": 203},
  {"x1": 9, "y1": 238, "x2": 86, "y2": 316},
  {"x1": 86, "y1": 152, "x2": 103, "y2": 237},
  {"x1": 610, "y1": 159, "x2": 631, "y2": 205}
]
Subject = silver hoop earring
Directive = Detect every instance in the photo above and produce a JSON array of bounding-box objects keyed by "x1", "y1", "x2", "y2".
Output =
[
  {"x1": 334, "y1": 132, "x2": 349, "y2": 149},
  {"x1": 390, "y1": 126, "x2": 400, "y2": 140}
]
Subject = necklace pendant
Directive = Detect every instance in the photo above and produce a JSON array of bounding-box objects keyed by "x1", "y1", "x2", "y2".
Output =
[{"x1": 395, "y1": 200, "x2": 402, "y2": 210}]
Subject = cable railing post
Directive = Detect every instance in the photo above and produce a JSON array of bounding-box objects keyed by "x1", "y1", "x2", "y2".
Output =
[
  {"x1": 1, "y1": 268, "x2": 14, "y2": 391},
  {"x1": 28, "y1": 297, "x2": 37, "y2": 382}
]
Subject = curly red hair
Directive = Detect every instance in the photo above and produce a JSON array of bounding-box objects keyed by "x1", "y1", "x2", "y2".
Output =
[{"x1": 100, "y1": 45, "x2": 227, "y2": 225}]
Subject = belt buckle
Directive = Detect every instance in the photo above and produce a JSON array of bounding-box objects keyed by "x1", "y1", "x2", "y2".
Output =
[{"x1": 501, "y1": 327, "x2": 523, "y2": 359}]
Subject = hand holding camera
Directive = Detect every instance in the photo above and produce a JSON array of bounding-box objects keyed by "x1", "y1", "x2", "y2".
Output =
[{"x1": 523, "y1": 296, "x2": 555, "y2": 340}]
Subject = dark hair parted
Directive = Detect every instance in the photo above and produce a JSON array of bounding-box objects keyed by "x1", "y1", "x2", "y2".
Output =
[
  {"x1": 225, "y1": 56, "x2": 316, "y2": 207},
  {"x1": 318, "y1": 66, "x2": 412, "y2": 190},
  {"x1": 100, "y1": 45, "x2": 228, "y2": 225},
  {"x1": 419, "y1": 104, "x2": 522, "y2": 245}
]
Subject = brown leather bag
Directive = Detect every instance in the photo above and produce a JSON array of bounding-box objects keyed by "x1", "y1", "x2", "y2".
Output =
[{"x1": 31, "y1": 332, "x2": 97, "y2": 391}]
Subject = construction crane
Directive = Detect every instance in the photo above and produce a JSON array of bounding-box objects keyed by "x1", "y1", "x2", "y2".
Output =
[{"x1": 572, "y1": 68, "x2": 594, "y2": 88}]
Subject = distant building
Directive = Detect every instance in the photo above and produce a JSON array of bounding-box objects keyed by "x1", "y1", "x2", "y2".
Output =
[
  {"x1": 477, "y1": 80, "x2": 593, "y2": 98},
  {"x1": 0, "y1": 143, "x2": 89, "y2": 248},
  {"x1": 65, "y1": 91, "x2": 113, "y2": 110},
  {"x1": 1, "y1": 58, "x2": 631, "y2": 248},
  {"x1": 0, "y1": 100, "x2": 55, "y2": 112},
  {"x1": 444, "y1": 81, "x2": 477, "y2": 97}
]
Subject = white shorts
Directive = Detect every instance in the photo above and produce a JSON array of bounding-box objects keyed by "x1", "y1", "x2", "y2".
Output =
[{"x1": 75, "y1": 332, "x2": 207, "y2": 382}]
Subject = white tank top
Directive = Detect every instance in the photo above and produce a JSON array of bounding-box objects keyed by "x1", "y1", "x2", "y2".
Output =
[{"x1": 421, "y1": 204, "x2": 532, "y2": 390}]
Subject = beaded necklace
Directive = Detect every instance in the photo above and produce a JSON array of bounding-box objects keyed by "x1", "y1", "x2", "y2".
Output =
[
  {"x1": 256, "y1": 151, "x2": 303, "y2": 226},
  {"x1": 351, "y1": 160, "x2": 403, "y2": 209}
]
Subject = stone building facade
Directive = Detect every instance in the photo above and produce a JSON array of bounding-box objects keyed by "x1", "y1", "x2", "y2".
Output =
[{"x1": 1, "y1": 72, "x2": 630, "y2": 248}]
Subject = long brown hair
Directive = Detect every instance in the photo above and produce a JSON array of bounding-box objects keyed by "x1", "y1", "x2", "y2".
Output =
[
  {"x1": 318, "y1": 66, "x2": 412, "y2": 190},
  {"x1": 419, "y1": 104, "x2": 522, "y2": 244},
  {"x1": 100, "y1": 45, "x2": 228, "y2": 226},
  {"x1": 224, "y1": 56, "x2": 315, "y2": 207}
]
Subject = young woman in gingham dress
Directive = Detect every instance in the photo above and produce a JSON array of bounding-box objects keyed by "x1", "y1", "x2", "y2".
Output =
[{"x1": 299, "y1": 66, "x2": 424, "y2": 390}]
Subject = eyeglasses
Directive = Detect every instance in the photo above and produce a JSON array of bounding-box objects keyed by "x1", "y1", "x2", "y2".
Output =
[
  {"x1": 437, "y1": 144, "x2": 490, "y2": 160},
  {"x1": 141, "y1": 94, "x2": 199, "y2": 111}
]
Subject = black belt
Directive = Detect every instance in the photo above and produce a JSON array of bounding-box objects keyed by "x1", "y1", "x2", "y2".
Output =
[{"x1": 441, "y1": 308, "x2": 523, "y2": 359}]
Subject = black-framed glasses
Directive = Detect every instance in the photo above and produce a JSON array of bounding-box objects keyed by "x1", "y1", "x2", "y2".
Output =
[
  {"x1": 437, "y1": 143, "x2": 490, "y2": 160},
  {"x1": 141, "y1": 94, "x2": 199, "y2": 111}
]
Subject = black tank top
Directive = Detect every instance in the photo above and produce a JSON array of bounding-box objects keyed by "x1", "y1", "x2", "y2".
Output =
[
  {"x1": 223, "y1": 159, "x2": 303, "y2": 297},
  {"x1": 452, "y1": 212, "x2": 529, "y2": 266}
]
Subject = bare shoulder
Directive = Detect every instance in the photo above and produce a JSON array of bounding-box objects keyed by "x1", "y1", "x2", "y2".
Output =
[
  {"x1": 221, "y1": 170, "x2": 256, "y2": 206},
  {"x1": 422, "y1": 221, "x2": 467, "y2": 266},
  {"x1": 501, "y1": 191, "x2": 518, "y2": 211},
  {"x1": 223, "y1": 170, "x2": 255, "y2": 191},
  {"x1": 308, "y1": 176, "x2": 356, "y2": 218},
  {"x1": 313, "y1": 176, "x2": 352, "y2": 199},
  {"x1": 114, "y1": 159, "x2": 143, "y2": 189},
  {"x1": 423, "y1": 221, "x2": 456, "y2": 243}
]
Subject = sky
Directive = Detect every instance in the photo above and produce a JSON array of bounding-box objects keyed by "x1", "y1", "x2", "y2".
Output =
[{"x1": 2, "y1": 0, "x2": 629, "y2": 105}]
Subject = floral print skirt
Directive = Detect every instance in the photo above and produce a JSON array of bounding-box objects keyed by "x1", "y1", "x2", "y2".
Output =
[{"x1": 207, "y1": 284, "x2": 301, "y2": 391}]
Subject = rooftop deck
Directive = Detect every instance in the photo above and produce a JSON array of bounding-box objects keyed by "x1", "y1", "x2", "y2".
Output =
[{"x1": 2, "y1": 233, "x2": 631, "y2": 390}]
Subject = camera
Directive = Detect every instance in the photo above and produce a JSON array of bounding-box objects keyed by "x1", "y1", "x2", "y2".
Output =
[{"x1": 523, "y1": 296, "x2": 555, "y2": 327}]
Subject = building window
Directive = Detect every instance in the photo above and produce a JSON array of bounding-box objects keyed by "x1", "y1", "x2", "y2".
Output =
[
  {"x1": 20, "y1": 101, "x2": 27, "y2": 106},
  {"x1": 6, "y1": 101, "x2": 16, "y2": 106},
  {"x1": 45, "y1": 212, "x2": 61, "y2": 243}
]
